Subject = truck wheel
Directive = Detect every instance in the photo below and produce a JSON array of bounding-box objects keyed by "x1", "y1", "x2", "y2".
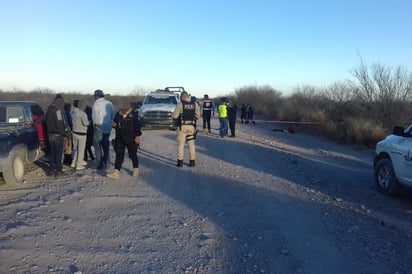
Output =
[
  {"x1": 374, "y1": 158, "x2": 400, "y2": 195},
  {"x1": 3, "y1": 151, "x2": 25, "y2": 185}
]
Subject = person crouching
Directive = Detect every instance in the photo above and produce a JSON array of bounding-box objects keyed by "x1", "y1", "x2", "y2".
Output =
[{"x1": 106, "y1": 98, "x2": 141, "y2": 179}]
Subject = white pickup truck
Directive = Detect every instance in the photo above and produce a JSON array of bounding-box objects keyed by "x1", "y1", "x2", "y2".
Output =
[
  {"x1": 138, "y1": 87, "x2": 183, "y2": 129},
  {"x1": 374, "y1": 125, "x2": 412, "y2": 195}
]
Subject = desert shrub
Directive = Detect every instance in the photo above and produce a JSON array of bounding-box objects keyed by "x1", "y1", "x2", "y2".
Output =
[
  {"x1": 350, "y1": 60, "x2": 412, "y2": 129},
  {"x1": 279, "y1": 86, "x2": 330, "y2": 123},
  {"x1": 233, "y1": 84, "x2": 282, "y2": 119},
  {"x1": 342, "y1": 118, "x2": 387, "y2": 147}
]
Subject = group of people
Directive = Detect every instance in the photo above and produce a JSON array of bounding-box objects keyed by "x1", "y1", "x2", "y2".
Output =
[
  {"x1": 216, "y1": 99, "x2": 255, "y2": 138},
  {"x1": 42, "y1": 90, "x2": 141, "y2": 180},
  {"x1": 40, "y1": 90, "x2": 256, "y2": 179},
  {"x1": 240, "y1": 103, "x2": 255, "y2": 125}
]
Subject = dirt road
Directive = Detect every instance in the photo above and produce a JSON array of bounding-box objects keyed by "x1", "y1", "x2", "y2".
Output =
[{"x1": 1, "y1": 117, "x2": 411, "y2": 273}]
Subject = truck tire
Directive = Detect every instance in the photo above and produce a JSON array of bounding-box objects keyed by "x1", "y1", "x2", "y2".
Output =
[
  {"x1": 374, "y1": 158, "x2": 400, "y2": 195},
  {"x1": 3, "y1": 150, "x2": 26, "y2": 185}
]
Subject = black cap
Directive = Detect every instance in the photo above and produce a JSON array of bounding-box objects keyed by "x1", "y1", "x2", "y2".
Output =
[
  {"x1": 93, "y1": 89, "x2": 104, "y2": 97},
  {"x1": 73, "y1": 99, "x2": 80, "y2": 108}
]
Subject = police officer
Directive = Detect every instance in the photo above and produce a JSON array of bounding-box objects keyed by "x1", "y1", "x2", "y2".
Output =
[
  {"x1": 106, "y1": 98, "x2": 142, "y2": 179},
  {"x1": 202, "y1": 94, "x2": 214, "y2": 133},
  {"x1": 172, "y1": 91, "x2": 200, "y2": 167}
]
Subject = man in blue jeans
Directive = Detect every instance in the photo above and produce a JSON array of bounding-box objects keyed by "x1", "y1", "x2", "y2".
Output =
[
  {"x1": 218, "y1": 97, "x2": 228, "y2": 138},
  {"x1": 92, "y1": 89, "x2": 115, "y2": 170}
]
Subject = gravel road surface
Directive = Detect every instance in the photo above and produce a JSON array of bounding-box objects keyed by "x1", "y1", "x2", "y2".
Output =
[{"x1": 1, "y1": 117, "x2": 411, "y2": 273}]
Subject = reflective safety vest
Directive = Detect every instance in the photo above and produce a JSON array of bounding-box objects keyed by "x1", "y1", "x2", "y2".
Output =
[{"x1": 218, "y1": 104, "x2": 227, "y2": 118}]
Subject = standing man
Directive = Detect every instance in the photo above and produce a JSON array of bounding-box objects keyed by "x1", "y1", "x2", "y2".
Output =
[
  {"x1": 240, "y1": 103, "x2": 247, "y2": 123},
  {"x1": 70, "y1": 99, "x2": 89, "y2": 170},
  {"x1": 83, "y1": 105, "x2": 95, "y2": 161},
  {"x1": 218, "y1": 97, "x2": 228, "y2": 138},
  {"x1": 246, "y1": 104, "x2": 256, "y2": 125},
  {"x1": 107, "y1": 98, "x2": 142, "y2": 179},
  {"x1": 227, "y1": 103, "x2": 238, "y2": 137},
  {"x1": 92, "y1": 89, "x2": 115, "y2": 170},
  {"x1": 202, "y1": 94, "x2": 213, "y2": 133},
  {"x1": 172, "y1": 91, "x2": 200, "y2": 167},
  {"x1": 63, "y1": 102, "x2": 73, "y2": 165},
  {"x1": 45, "y1": 95, "x2": 69, "y2": 177}
]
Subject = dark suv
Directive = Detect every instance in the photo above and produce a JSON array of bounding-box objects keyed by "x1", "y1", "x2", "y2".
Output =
[{"x1": 0, "y1": 101, "x2": 45, "y2": 185}]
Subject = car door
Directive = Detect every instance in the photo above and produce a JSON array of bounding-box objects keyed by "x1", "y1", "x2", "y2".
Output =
[{"x1": 392, "y1": 135, "x2": 412, "y2": 186}]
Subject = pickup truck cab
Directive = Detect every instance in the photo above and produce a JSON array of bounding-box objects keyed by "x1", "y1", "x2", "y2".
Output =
[
  {"x1": 0, "y1": 101, "x2": 45, "y2": 185},
  {"x1": 374, "y1": 125, "x2": 412, "y2": 195},
  {"x1": 138, "y1": 87, "x2": 183, "y2": 129}
]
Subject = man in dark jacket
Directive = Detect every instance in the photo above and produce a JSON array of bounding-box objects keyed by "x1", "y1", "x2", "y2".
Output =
[
  {"x1": 227, "y1": 103, "x2": 238, "y2": 137},
  {"x1": 45, "y1": 95, "x2": 69, "y2": 177},
  {"x1": 106, "y1": 98, "x2": 142, "y2": 179},
  {"x1": 202, "y1": 94, "x2": 213, "y2": 133}
]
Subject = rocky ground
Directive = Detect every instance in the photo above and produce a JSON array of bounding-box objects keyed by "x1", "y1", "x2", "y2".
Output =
[{"x1": 0, "y1": 117, "x2": 411, "y2": 274}]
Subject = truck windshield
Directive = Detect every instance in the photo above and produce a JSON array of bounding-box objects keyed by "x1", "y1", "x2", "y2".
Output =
[
  {"x1": 0, "y1": 106, "x2": 25, "y2": 124},
  {"x1": 145, "y1": 96, "x2": 177, "y2": 105}
]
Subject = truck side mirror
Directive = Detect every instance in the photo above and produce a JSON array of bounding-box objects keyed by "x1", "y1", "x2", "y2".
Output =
[{"x1": 392, "y1": 126, "x2": 405, "y2": 136}]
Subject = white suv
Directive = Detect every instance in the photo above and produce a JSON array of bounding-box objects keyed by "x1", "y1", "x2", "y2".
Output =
[
  {"x1": 138, "y1": 87, "x2": 183, "y2": 129},
  {"x1": 374, "y1": 125, "x2": 412, "y2": 195}
]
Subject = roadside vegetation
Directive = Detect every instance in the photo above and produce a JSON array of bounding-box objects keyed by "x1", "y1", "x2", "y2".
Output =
[
  {"x1": 1, "y1": 61, "x2": 411, "y2": 147},
  {"x1": 225, "y1": 60, "x2": 412, "y2": 147},
  {"x1": 0, "y1": 87, "x2": 146, "y2": 113}
]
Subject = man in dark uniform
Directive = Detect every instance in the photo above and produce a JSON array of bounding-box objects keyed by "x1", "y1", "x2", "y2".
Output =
[
  {"x1": 106, "y1": 98, "x2": 142, "y2": 179},
  {"x1": 202, "y1": 94, "x2": 213, "y2": 133}
]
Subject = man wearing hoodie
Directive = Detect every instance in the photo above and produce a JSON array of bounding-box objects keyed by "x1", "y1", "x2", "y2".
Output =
[
  {"x1": 106, "y1": 98, "x2": 142, "y2": 179},
  {"x1": 45, "y1": 95, "x2": 69, "y2": 177}
]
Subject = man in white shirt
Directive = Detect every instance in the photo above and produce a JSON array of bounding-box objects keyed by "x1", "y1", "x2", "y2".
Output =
[{"x1": 92, "y1": 89, "x2": 115, "y2": 170}]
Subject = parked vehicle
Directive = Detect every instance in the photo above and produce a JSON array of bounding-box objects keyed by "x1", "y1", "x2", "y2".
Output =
[
  {"x1": 138, "y1": 87, "x2": 183, "y2": 129},
  {"x1": 0, "y1": 101, "x2": 45, "y2": 185},
  {"x1": 374, "y1": 125, "x2": 412, "y2": 195}
]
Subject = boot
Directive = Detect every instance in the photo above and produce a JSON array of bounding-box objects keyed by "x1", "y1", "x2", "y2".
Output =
[
  {"x1": 132, "y1": 168, "x2": 139, "y2": 177},
  {"x1": 189, "y1": 160, "x2": 195, "y2": 167},
  {"x1": 106, "y1": 169, "x2": 121, "y2": 179},
  {"x1": 176, "y1": 160, "x2": 183, "y2": 167}
]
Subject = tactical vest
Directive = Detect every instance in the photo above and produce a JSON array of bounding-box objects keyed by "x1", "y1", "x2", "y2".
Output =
[{"x1": 181, "y1": 101, "x2": 196, "y2": 125}]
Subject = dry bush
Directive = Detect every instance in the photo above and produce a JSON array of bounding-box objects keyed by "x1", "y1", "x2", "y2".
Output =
[
  {"x1": 343, "y1": 118, "x2": 387, "y2": 147},
  {"x1": 233, "y1": 84, "x2": 282, "y2": 119},
  {"x1": 350, "y1": 60, "x2": 412, "y2": 129},
  {"x1": 279, "y1": 85, "x2": 330, "y2": 123}
]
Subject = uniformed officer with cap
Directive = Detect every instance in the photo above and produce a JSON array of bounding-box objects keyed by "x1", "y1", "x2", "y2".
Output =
[{"x1": 172, "y1": 91, "x2": 200, "y2": 167}]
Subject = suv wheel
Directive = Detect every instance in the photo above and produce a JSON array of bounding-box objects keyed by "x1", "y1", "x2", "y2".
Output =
[
  {"x1": 374, "y1": 158, "x2": 400, "y2": 195},
  {"x1": 3, "y1": 150, "x2": 26, "y2": 185}
]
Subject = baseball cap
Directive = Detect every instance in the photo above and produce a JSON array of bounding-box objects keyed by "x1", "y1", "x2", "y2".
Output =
[{"x1": 93, "y1": 89, "x2": 104, "y2": 97}]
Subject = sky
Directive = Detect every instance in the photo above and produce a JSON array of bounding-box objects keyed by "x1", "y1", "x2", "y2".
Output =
[{"x1": 1, "y1": 0, "x2": 411, "y2": 97}]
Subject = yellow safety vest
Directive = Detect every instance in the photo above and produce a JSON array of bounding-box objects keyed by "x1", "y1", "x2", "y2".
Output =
[{"x1": 218, "y1": 104, "x2": 227, "y2": 118}]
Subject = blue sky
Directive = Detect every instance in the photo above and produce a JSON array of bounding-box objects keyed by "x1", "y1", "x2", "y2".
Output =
[{"x1": 1, "y1": 0, "x2": 411, "y2": 97}]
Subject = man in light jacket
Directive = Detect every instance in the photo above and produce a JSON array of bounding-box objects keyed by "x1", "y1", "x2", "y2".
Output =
[
  {"x1": 71, "y1": 99, "x2": 89, "y2": 170},
  {"x1": 92, "y1": 89, "x2": 115, "y2": 170}
]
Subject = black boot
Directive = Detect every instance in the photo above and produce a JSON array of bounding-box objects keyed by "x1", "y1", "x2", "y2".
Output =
[
  {"x1": 176, "y1": 160, "x2": 183, "y2": 167},
  {"x1": 189, "y1": 160, "x2": 195, "y2": 167}
]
